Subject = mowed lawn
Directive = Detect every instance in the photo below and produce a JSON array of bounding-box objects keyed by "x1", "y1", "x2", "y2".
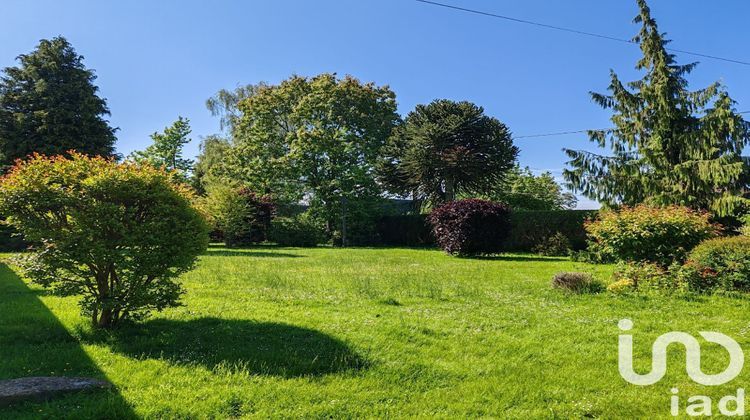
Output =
[{"x1": 3, "y1": 247, "x2": 750, "y2": 418}]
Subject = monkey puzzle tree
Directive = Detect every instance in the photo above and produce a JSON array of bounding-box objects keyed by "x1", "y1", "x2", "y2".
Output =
[
  {"x1": 564, "y1": 0, "x2": 750, "y2": 216},
  {"x1": 378, "y1": 99, "x2": 517, "y2": 207},
  {"x1": 0, "y1": 153, "x2": 208, "y2": 328},
  {"x1": 0, "y1": 37, "x2": 117, "y2": 167}
]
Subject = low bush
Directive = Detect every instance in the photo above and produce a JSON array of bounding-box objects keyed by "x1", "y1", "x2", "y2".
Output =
[
  {"x1": 681, "y1": 236, "x2": 750, "y2": 292},
  {"x1": 585, "y1": 205, "x2": 716, "y2": 266},
  {"x1": 428, "y1": 199, "x2": 511, "y2": 256},
  {"x1": 551, "y1": 272, "x2": 603, "y2": 293},
  {"x1": 609, "y1": 262, "x2": 677, "y2": 293},
  {"x1": 607, "y1": 278, "x2": 636, "y2": 294},
  {"x1": 533, "y1": 232, "x2": 571, "y2": 256},
  {"x1": 0, "y1": 153, "x2": 208, "y2": 328},
  {"x1": 269, "y1": 215, "x2": 325, "y2": 247},
  {"x1": 204, "y1": 185, "x2": 275, "y2": 247},
  {"x1": 376, "y1": 215, "x2": 434, "y2": 247}
]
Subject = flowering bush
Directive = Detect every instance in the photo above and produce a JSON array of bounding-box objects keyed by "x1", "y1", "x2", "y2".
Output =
[
  {"x1": 585, "y1": 205, "x2": 716, "y2": 266},
  {"x1": 0, "y1": 153, "x2": 208, "y2": 328},
  {"x1": 428, "y1": 199, "x2": 511, "y2": 256}
]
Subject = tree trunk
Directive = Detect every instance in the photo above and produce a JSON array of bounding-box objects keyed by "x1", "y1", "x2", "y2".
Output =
[
  {"x1": 96, "y1": 308, "x2": 114, "y2": 329},
  {"x1": 444, "y1": 177, "x2": 456, "y2": 202}
]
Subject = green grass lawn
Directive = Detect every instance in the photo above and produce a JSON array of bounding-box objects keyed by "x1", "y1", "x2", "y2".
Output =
[{"x1": 2, "y1": 246, "x2": 750, "y2": 418}]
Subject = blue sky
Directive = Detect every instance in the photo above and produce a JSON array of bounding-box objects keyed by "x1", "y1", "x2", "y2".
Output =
[{"x1": 3, "y1": 0, "x2": 750, "y2": 208}]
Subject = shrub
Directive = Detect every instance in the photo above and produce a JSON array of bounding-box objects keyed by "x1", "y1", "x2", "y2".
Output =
[
  {"x1": 376, "y1": 214, "x2": 434, "y2": 247},
  {"x1": 505, "y1": 210, "x2": 596, "y2": 252},
  {"x1": 585, "y1": 205, "x2": 716, "y2": 266},
  {"x1": 0, "y1": 153, "x2": 208, "y2": 328},
  {"x1": 204, "y1": 185, "x2": 275, "y2": 247},
  {"x1": 607, "y1": 278, "x2": 635, "y2": 294},
  {"x1": 533, "y1": 232, "x2": 571, "y2": 256},
  {"x1": 682, "y1": 236, "x2": 750, "y2": 292},
  {"x1": 609, "y1": 262, "x2": 677, "y2": 293},
  {"x1": 551, "y1": 272, "x2": 603, "y2": 293},
  {"x1": 428, "y1": 199, "x2": 511, "y2": 256},
  {"x1": 269, "y1": 215, "x2": 325, "y2": 247}
]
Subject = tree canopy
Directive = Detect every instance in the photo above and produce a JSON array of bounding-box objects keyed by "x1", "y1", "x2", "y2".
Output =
[
  {"x1": 564, "y1": 0, "x2": 750, "y2": 216},
  {"x1": 471, "y1": 165, "x2": 577, "y2": 210},
  {"x1": 378, "y1": 99, "x2": 518, "y2": 207},
  {"x1": 227, "y1": 74, "x2": 399, "y2": 232},
  {"x1": 129, "y1": 117, "x2": 194, "y2": 180},
  {"x1": 0, "y1": 37, "x2": 117, "y2": 167}
]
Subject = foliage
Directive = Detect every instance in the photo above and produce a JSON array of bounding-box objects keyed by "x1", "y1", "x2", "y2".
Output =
[
  {"x1": 0, "y1": 222, "x2": 27, "y2": 251},
  {"x1": 475, "y1": 165, "x2": 576, "y2": 210},
  {"x1": 0, "y1": 153, "x2": 208, "y2": 328},
  {"x1": 585, "y1": 205, "x2": 716, "y2": 266},
  {"x1": 532, "y1": 232, "x2": 572, "y2": 256},
  {"x1": 550, "y1": 272, "x2": 603, "y2": 293},
  {"x1": 428, "y1": 199, "x2": 511, "y2": 256},
  {"x1": 376, "y1": 214, "x2": 434, "y2": 247},
  {"x1": 682, "y1": 236, "x2": 750, "y2": 292},
  {"x1": 268, "y1": 215, "x2": 325, "y2": 247},
  {"x1": 378, "y1": 99, "x2": 518, "y2": 206},
  {"x1": 0, "y1": 37, "x2": 117, "y2": 168},
  {"x1": 129, "y1": 117, "x2": 194, "y2": 181},
  {"x1": 192, "y1": 135, "x2": 231, "y2": 194},
  {"x1": 506, "y1": 210, "x2": 596, "y2": 252},
  {"x1": 204, "y1": 184, "x2": 275, "y2": 247},
  {"x1": 606, "y1": 278, "x2": 636, "y2": 294},
  {"x1": 609, "y1": 262, "x2": 677, "y2": 293},
  {"x1": 228, "y1": 74, "x2": 399, "y2": 232},
  {"x1": 206, "y1": 83, "x2": 268, "y2": 135},
  {"x1": 564, "y1": 0, "x2": 750, "y2": 216}
]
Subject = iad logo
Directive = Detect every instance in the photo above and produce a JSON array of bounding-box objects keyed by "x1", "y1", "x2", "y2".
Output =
[{"x1": 617, "y1": 319, "x2": 745, "y2": 416}]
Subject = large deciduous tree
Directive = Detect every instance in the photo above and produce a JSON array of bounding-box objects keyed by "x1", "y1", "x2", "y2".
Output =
[
  {"x1": 378, "y1": 99, "x2": 518, "y2": 207},
  {"x1": 229, "y1": 74, "x2": 399, "y2": 233},
  {"x1": 0, "y1": 37, "x2": 117, "y2": 167},
  {"x1": 564, "y1": 0, "x2": 750, "y2": 216},
  {"x1": 472, "y1": 165, "x2": 577, "y2": 210}
]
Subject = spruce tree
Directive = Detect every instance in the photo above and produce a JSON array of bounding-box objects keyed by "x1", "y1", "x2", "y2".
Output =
[
  {"x1": 564, "y1": 0, "x2": 749, "y2": 216},
  {"x1": 0, "y1": 37, "x2": 117, "y2": 167}
]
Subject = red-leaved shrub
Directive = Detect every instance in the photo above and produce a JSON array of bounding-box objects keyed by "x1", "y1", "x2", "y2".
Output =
[{"x1": 428, "y1": 199, "x2": 511, "y2": 256}]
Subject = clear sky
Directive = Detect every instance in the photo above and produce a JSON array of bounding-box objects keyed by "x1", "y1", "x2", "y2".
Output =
[{"x1": 3, "y1": 0, "x2": 749, "y2": 208}]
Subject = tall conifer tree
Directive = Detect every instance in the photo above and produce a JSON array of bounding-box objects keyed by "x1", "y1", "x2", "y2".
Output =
[{"x1": 564, "y1": 0, "x2": 749, "y2": 216}]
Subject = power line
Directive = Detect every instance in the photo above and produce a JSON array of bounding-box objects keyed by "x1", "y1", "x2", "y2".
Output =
[
  {"x1": 515, "y1": 111, "x2": 750, "y2": 140},
  {"x1": 415, "y1": 0, "x2": 750, "y2": 66}
]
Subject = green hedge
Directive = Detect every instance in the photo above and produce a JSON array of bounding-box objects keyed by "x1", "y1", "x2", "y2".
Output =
[
  {"x1": 505, "y1": 210, "x2": 597, "y2": 252},
  {"x1": 376, "y1": 210, "x2": 597, "y2": 251}
]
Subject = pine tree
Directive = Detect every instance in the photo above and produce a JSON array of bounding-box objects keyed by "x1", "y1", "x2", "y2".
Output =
[
  {"x1": 0, "y1": 37, "x2": 117, "y2": 167},
  {"x1": 564, "y1": 0, "x2": 749, "y2": 216}
]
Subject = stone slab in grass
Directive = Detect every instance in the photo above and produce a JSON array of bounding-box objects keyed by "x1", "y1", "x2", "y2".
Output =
[{"x1": 0, "y1": 377, "x2": 112, "y2": 406}]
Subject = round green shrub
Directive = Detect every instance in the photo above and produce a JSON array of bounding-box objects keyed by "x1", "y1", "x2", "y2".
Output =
[
  {"x1": 585, "y1": 205, "x2": 717, "y2": 266},
  {"x1": 683, "y1": 236, "x2": 750, "y2": 292},
  {"x1": 0, "y1": 153, "x2": 208, "y2": 328}
]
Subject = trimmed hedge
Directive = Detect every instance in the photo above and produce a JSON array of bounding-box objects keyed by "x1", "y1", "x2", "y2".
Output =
[
  {"x1": 506, "y1": 210, "x2": 597, "y2": 252},
  {"x1": 376, "y1": 209, "x2": 596, "y2": 251}
]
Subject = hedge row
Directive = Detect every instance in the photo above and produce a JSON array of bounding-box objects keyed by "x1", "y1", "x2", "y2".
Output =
[{"x1": 376, "y1": 210, "x2": 597, "y2": 251}]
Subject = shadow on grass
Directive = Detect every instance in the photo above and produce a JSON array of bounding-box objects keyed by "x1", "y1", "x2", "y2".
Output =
[
  {"x1": 83, "y1": 317, "x2": 367, "y2": 378},
  {"x1": 0, "y1": 263, "x2": 136, "y2": 418},
  {"x1": 203, "y1": 249, "x2": 304, "y2": 258}
]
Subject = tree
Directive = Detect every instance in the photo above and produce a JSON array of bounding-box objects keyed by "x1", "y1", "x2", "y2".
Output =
[
  {"x1": 0, "y1": 37, "x2": 117, "y2": 167},
  {"x1": 472, "y1": 165, "x2": 577, "y2": 210},
  {"x1": 192, "y1": 134, "x2": 231, "y2": 194},
  {"x1": 564, "y1": 0, "x2": 750, "y2": 216},
  {"x1": 129, "y1": 117, "x2": 194, "y2": 179},
  {"x1": 230, "y1": 74, "x2": 399, "y2": 234},
  {"x1": 206, "y1": 83, "x2": 268, "y2": 135},
  {"x1": 0, "y1": 153, "x2": 208, "y2": 328},
  {"x1": 378, "y1": 99, "x2": 518, "y2": 207}
]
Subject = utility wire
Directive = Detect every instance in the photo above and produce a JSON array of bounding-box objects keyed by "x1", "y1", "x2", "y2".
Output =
[
  {"x1": 415, "y1": 0, "x2": 750, "y2": 66},
  {"x1": 515, "y1": 111, "x2": 750, "y2": 140}
]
